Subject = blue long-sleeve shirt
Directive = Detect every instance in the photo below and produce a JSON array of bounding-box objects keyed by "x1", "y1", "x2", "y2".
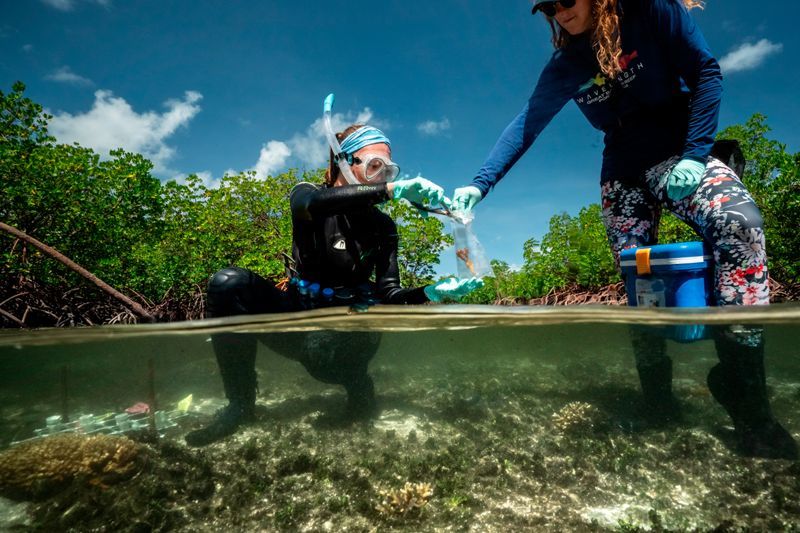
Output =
[{"x1": 471, "y1": 0, "x2": 723, "y2": 195}]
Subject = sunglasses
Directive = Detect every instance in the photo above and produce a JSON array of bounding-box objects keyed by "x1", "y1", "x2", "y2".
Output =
[{"x1": 532, "y1": 0, "x2": 576, "y2": 17}]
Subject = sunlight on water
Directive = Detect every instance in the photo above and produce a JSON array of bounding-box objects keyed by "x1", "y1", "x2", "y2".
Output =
[{"x1": 1, "y1": 304, "x2": 799, "y2": 530}]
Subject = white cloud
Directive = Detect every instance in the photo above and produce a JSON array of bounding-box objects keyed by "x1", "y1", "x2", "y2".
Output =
[
  {"x1": 40, "y1": 0, "x2": 110, "y2": 10},
  {"x1": 254, "y1": 141, "x2": 291, "y2": 180},
  {"x1": 172, "y1": 171, "x2": 221, "y2": 190},
  {"x1": 417, "y1": 117, "x2": 451, "y2": 136},
  {"x1": 45, "y1": 66, "x2": 93, "y2": 86},
  {"x1": 139, "y1": 103, "x2": 381, "y2": 187},
  {"x1": 194, "y1": 171, "x2": 220, "y2": 189},
  {"x1": 41, "y1": 0, "x2": 73, "y2": 9},
  {"x1": 22, "y1": 44, "x2": 34, "y2": 53},
  {"x1": 287, "y1": 107, "x2": 377, "y2": 168},
  {"x1": 48, "y1": 89, "x2": 202, "y2": 173},
  {"x1": 719, "y1": 39, "x2": 783, "y2": 74},
  {"x1": 225, "y1": 106, "x2": 381, "y2": 182}
]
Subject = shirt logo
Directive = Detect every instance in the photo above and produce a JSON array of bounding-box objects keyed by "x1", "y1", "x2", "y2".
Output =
[
  {"x1": 333, "y1": 239, "x2": 347, "y2": 250},
  {"x1": 579, "y1": 73, "x2": 607, "y2": 92},
  {"x1": 618, "y1": 50, "x2": 639, "y2": 70},
  {"x1": 575, "y1": 50, "x2": 644, "y2": 105}
]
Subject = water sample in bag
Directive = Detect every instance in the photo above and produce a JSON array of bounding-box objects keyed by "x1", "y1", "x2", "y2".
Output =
[{"x1": 452, "y1": 215, "x2": 491, "y2": 279}]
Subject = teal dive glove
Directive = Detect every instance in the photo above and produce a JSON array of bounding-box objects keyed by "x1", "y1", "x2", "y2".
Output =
[
  {"x1": 391, "y1": 177, "x2": 445, "y2": 207},
  {"x1": 665, "y1": 159, "x2": 706, "y2": 202},
  {"x1": 424, "y1": 277, "x2": 485, "y2": 303},
  {"x1": 452, "y1": 185, "x2": 483, "y2": 214}
]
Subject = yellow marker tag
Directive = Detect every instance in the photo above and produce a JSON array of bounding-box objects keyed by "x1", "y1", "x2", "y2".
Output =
[
  {"x1": 635, "y1": 248, "x2": 652, "y2": 275},
  {"x1": 176, "y1": 394, "x2": 193, "y2": 413}
]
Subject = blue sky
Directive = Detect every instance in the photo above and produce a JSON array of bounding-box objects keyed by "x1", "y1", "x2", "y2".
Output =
[{"x1": 1, "y1": 0, "x2": 797, "y2": 276}]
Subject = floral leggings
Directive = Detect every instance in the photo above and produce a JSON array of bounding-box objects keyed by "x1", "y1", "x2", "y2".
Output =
[{"x1": 601, "y1": 156, "x2": 769, "y2": 307}]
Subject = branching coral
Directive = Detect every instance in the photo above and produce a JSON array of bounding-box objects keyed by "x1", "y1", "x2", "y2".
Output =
[
  {"x1": 376, "y1": 481, "x2": 433, "y2": 518},
  {"x1": 551, "y1": 401, "x2": 603, "y2": 436},
  {"x1": 0, "y1": 434, "x2": 143, "y2": 501}
]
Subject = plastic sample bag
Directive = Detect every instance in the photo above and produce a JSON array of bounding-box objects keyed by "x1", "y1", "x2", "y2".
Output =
[{"x1": 451, "y1": 214, "x2": 491, "y2": 279}]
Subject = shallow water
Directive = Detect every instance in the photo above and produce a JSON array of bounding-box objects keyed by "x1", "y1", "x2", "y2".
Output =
[{"x1": 1, "y1": 305, "x2": 799, "y2": 531}]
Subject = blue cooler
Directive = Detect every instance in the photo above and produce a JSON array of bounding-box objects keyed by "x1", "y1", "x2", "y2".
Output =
[{"x1": 619, "y1": 241, "x2": 713, "y2": 342}]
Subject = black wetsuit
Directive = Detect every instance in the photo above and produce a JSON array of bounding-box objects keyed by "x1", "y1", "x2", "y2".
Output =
[
  {"x1": 199, "y1": 182, "x2": 428, "y2": 434},
  {"x1": 289, "y1": 181, "x2": 428, "y2": 305},
  {"x1": 207, "y1": 181, "x2": 428, "y2": 316}
]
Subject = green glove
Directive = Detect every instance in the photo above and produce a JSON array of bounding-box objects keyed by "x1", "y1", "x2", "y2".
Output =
[
  {"x1": 452, "y1": 185, "x2": 483, "y2": 214},
  {"x1": 391, "y1": 177, "x2": 445, "y2": 207},
  {"x1": 424, "y1": 277, "x2": 485, "y2": 303},
  {"x1": 665, "y1": 159, "x2": 705, "y2": 201}
]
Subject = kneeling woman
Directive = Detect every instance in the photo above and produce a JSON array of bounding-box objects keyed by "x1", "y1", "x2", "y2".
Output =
[{"x1": 186, "y1": 123, "x2": 482, "y2": 446}]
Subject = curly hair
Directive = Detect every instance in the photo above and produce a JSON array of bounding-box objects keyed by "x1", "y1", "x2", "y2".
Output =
[{"x1": 547, "y1": 0, "x2": 704, "y2": 78}]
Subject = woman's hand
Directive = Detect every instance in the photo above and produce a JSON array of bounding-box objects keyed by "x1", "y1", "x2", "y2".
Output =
[
  {"x1": 389, "y1": 177, "x2": 446, "y2": 206},
  {"x1": 451, "y1": 185, "x2": 483, "y2": 214},
  {"x1": 665, "y1": 159, "x2": 706, "y2": 201},
  {"x1": 423, "y1": 277, "x2": 485, "y2": 303}
]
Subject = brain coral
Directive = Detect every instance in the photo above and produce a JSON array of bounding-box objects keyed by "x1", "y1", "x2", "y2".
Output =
[{"x1": 0, "y1": 434, "x2": 143, "y2": 501}]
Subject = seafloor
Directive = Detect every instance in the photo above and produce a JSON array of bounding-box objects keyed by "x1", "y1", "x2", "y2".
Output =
[{"x1": 1, "y1": 323, "x2": 799, "y2": 531}]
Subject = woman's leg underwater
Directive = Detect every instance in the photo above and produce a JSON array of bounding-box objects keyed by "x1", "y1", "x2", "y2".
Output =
[
  {"x1": 648, "y1": 157, "x2": 797, "y2": 459},
  {"x1": 186, "y1": 267, "x2": 295, "y2": 446},
  {"x1": 601, "y1": 180, "x2": 677, "y2": 421},
  {"x1": 261, "y1": 330, "x2": 381, "y2": 418}
]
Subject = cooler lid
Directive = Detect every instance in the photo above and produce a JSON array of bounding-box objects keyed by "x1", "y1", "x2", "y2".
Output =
[{"x1": 620, "y1": 241, "x2": 711, "y2": 274}]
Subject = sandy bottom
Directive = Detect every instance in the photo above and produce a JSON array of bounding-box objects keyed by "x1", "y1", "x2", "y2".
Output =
[{"x1": 2, "y1": 325, "x2": 799, "y2": 531}]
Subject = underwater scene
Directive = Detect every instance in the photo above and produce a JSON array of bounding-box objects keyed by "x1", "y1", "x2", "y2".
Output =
[{"x1": 1, "y1": 305, "x2": 799, "y2": 532}]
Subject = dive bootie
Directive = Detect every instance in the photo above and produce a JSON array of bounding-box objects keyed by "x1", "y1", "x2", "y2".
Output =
[
  {"x1": 185, "y1": 334, "x2": 258, "y2": 447},
  {"x1": 184, "y1": 402, "x2": 255, "y2": 447},
  {"x1": 637, "y1": 356, "x2": 681, "y2": 425},
  {"x1": 631, "y1": 326, "x2": 680, "y2": 425},
  {"x1": 708, "y1": 326, "x2": 798, "y2": 460},
  {"x1": 345, "y1": 374, "x2": 377, "y2": 420}
]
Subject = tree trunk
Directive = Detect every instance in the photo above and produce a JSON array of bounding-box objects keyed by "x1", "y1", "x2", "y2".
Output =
[{"x1": 0, "y1": 221, "x2": 155, "y2": 323}]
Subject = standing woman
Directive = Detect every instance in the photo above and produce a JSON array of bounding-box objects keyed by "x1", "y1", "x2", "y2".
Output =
[
  {"x1": 451, "y1": 0, "x2": 796, "y2": 458},
  {"x1": 185, "y1": 123, "x2": 482, "y2": 447}
]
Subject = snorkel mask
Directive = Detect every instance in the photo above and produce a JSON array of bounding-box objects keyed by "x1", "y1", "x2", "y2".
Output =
[
  {"x1": 323, "y1": 93, "x2": 398, "y2": 185},
  {"x1": 350, "y1": 152, "x2": 401, "y2": 182}
]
